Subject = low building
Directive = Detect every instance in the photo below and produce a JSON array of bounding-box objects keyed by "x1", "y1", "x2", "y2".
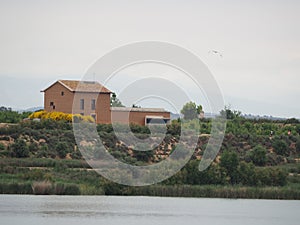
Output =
[{"x1": 41, "y1": 80, "x2": 170, "y2": 125}]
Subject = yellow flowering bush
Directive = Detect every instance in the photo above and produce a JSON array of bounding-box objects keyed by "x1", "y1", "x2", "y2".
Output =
[
  {"x1": 29, "y1": 110, "x2": 47, "y2": 119},
  {"x1": 29, "y1": 111, "x2": 95, "y2": 123}
]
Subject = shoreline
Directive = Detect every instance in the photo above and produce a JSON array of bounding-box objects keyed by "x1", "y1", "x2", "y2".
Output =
[{"x1": 1, "y1": 183, "x2": 300, "y2": 200}]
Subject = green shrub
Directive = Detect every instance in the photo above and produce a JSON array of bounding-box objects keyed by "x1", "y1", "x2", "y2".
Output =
[
  {"x1": 64, "y1": 184, "x2": 81, "y2": 195},
  {"x1": 220, "y1": 150, "x2": 239, "y2": 184},
  {"x1": 272, "y1": 139, "x2": 289, "y2": 156},
  {"x1": 296, "y1": 139, "x2": 300, "y2": 154},
  {"x1": 0, "y1": 143, "x2": 5, "y2": 150},
  {"x1": 55, "y1": 142, "x2": 71, "y2": 158},
  {"x1": 0, "y1": 182, "x2": 33, "y2": 194},
  {"x1": 10, "y1": 139, "x2": 29, "y2": 158},
  {"x1": 249, "y1": 145, "x2": 267, "y2": 166},
  {"x1": 54, "y1": 183, "x2": 81, "y2": 195}
]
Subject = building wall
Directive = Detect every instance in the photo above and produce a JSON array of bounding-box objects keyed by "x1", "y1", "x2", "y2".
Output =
[
  {"x1": 44, "y1": 82, "x2": 170, "y2": 125},
  {"x1": 95, "y1": 93, "x2": 111, "y2": 124},
  {"x1": 44, "y1": 83, "x2": 111, "y2": 123},
  {"x1": 44, "y1": 82, "x2": 74, "y2": 114},
  {"x1": 72, "y1": 92, "x2": 103, "y2": 122},
  {"x1": 111, "y1": 110, "x2": 170, "y2": 126}
]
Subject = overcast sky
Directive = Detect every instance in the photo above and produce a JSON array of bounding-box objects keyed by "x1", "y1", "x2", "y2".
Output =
[{"x1": 0, "y1": 0, "x2": 299, "y2": 118}]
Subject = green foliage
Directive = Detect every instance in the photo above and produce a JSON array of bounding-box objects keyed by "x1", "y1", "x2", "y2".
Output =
[
  {"x1": 132, "y1": 143, "x2": 154, "y2": 162},
  {"x1": 110, "y1": 92, "x2": 125, "y2": 107},
  {"x1": 237, "y1": 162, "x2": 256, "y2": 186},
  {"x1": 296, "y1": 125, "x2": 300, "y2": 135},
  {"x1": 220, "y1": 106, "x2": 241, "y2": 119},
  {"x1": 0, "y1": 108, "x2": 298, "y2": 194},
  {"x1": 182, "y1": 161, "x2": 225, "y2": 185},
  {"x1": 0, "y1": 143, "x2": 5, "y2": 150},
  {"x1": 63, "y1": 184, "x2": 81, "y2": 195},
  {"x1": 0, "y1": 106, "x2": 31, "y2": 123},
  {"x1": 249, "y1": 145, "x2": 267, "y2": 166},
  {"x1": 181, "y1": 101, "x2": 202, "y2": 120},
  {"x1": 272, "y1": 139, "x2": 289, "y2": 156},
  {"x1": 0, "y1": 183, "x2": 33, "y2": 194},
  {"x1": 54, "y1": 142, "x2": 71, "y2": 158},
  {"x1": 220, "y1": 150, "x2": 239, "y2": 184},
  {"x1": 10, "y1": 139, "x2": 29, "y2": 158},
  {"x1": 29, "y1": 142, "x2": 39, "y2": 153},
  {"x1": 255, "y1": 167, "x2": 287, "y2": 186},
  {"x1": 284, "y1": 118, "x2": 299, "y2": 124},
  {"x1": 167, "y1": 120, "x2": 181, "y2": 136},
  {"x1": 296, "y1": 139, "x2": 300, "y2": 154}
]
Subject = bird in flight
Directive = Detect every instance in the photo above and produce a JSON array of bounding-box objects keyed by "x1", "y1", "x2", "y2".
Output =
[{"x1": 208, "y1": 50, "x2": 223, "y2": 57}]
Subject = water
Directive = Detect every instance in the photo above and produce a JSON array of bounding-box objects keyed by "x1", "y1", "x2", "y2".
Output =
[{"x1": 1, "y1": 195, "x2": 299, "y2": 225}]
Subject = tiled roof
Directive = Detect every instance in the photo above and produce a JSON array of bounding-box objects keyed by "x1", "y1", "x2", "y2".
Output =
[
  {"x1": 42, "y1": 80, "x2": 111, "y2": 93},
  {"x1": 111, "y1": 107, "x2": 168, "y2": 113}
]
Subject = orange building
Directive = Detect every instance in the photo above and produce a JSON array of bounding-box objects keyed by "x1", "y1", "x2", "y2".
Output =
[{"x1": 41, "y1": 80, "x2": 170, "y2": 125}]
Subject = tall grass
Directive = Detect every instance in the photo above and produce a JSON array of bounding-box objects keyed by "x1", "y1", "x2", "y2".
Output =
[
  {"x1": 32, "y1": 181, "x2": 53, "y2": 195},
  {"x1": 124, "y1": 185, "x2": 300, "y2": 200},
  {"x1": 0, "y1": 182, "x2": 33, "y2": 194}
]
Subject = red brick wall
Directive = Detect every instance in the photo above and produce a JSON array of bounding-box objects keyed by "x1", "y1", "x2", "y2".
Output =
[
  {"x1": 111, "y1": 110, "x2": 170, "y2": 126},
  {"x1": 44, "y1": 82, "x2": 74, "y2": 113},
  {"x1": 44, "y1": 82, "x2": 169, "y2": 125},
  {"x1": 44, "y1": 82, "x2": 111, "y2": 123},
  {"x1": 96, "y1": 93, "x2": 111, "y2": 124}
]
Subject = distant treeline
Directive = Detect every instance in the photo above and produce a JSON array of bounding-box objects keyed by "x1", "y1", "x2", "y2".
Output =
[{"x1": 0, "y1": 106, "x2": 31, "y2": 123}]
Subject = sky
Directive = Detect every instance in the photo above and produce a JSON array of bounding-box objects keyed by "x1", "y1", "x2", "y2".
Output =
[{"x1": 0, "y1": 0, "x2": 299, "y2": 118}]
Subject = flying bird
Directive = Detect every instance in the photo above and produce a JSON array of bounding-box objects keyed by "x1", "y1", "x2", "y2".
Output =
[{"x1": 208, "y1": 50, "x2": 223, "y2": 57}]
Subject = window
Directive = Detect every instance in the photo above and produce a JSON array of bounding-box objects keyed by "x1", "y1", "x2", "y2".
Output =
[
  {"x1": 80, "y1": 99, "x2": 84, "y2": 110},
  {"x1": 91, "y1": 99, "x2": 96, "y2": 110},
  {"x1": 50, "y1": 102, "x2": 55, "y2": 110},
  {"x1": 61, "y1": 91, "x2": 64, "y2": 96}
]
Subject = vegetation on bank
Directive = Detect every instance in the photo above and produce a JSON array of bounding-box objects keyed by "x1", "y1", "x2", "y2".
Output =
[
  {"x1": 29, "y1": 110, "x2": 95, "y2": 123},
  {"x1": 0, "y1": 107, "x2": 31, "y2": 123},
  {"x1": 0, "y1": 106, "x2": 299, "y2": 198}
]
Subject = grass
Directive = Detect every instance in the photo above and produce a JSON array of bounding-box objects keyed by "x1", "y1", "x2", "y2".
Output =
[
  {"x1": 123, "y1": 185, "x2": 300, "y2": 199},
  {"x1": 0, "y1": 158, "x2": 90, "y2": 169}
]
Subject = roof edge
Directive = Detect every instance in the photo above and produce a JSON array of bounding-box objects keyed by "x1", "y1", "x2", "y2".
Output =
[{"x1": 41, "y1": 80, "x2": 112, "y2": 93}]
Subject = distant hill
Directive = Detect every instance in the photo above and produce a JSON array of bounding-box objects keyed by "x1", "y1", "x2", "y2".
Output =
[
  {"x1": 14, "y1": 106, "x2": 44, "y2": 113},
  {"x1": 170, "y1": 112, "x2": 181, "y2": 120},
  {"x1": 25, "y1": 106, "x2": 44, "y2": 112},
  {"x1": 242, "y1": 114, "x2": 287, "y2": 121}
]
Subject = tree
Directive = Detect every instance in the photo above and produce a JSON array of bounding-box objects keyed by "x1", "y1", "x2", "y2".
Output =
[
  {"x1": 110, "y1": 93, "x2": 125, "y2": 107},
  {"x1": 296, "y1": 139, "x2": 300, "y2": 154},
  {"x1": 220, "y1": 106, "x2": 241, "y2": 119},
  {"x1": 284, "y1": 118, "x2": 299, "y2": 124},
  {"x1": 238, "y1": 162, "x2": 256, "y2": 186},
  {"x1": 0, "y1": 106, "x2": 12, "y2": 111},
  {"x1": 296, "y1": 124, "x2": 300, "y2": 135},
  {"x1": 220, "y1": 150, "x2": 239, "y2": 184},
  {"x1": 181, "y1": 101, "x2": 203, "y2": 120},
  {"x1": 0, "y1": 108, "x2": 29, "y2": 123},
  {"x1": 11, "y1": 139, "x2": 29, "y2": 158},
  {"x1": 132, "y1": 104, "x2": 141, "y2": 108},
  {"x1": 249, "y1": 145, "x2": 267, "y2": 166},
  {"x1": 55, "y1": 142, "x2": 70, "y2": 158},
  {"x1": 272, "y1": 139, "x2": 289, "y2": 156},
  {"x1": 133, "y1": 143, "x2": 154, "y2": 162}
]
